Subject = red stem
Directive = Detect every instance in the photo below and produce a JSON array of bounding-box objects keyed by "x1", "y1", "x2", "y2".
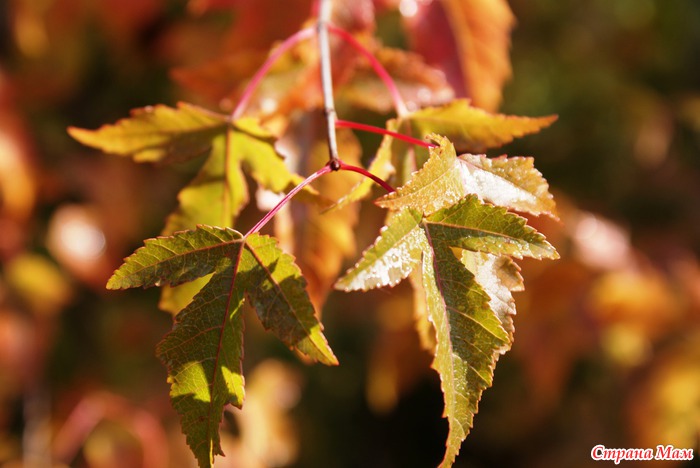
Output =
[
  {"x1": 246, "y1": 157, "x2": 396, "y2": 237},
  {"x1": 338, "y1": 160, "x2": 396, "y2": 193},
  {"x1": 328, "y1": 25, "x2": 409, "y2": 117},
  {"x1": 231, "y1": 24, "x2": 408, "y2": 121},
  {"x1": 311, "y1": 0, "x2": 320, "y2": 16},
  {"x1": 246, "y1": 164, "x2": 332, "y2": 236},
  {"x1": 336, "y1": 120, "x2": 435, "y2": 148},
  {"x1": 237, "y1": 19, "x2": 407, "y2": 235},
  {"x1": 231, "y1": 28, "x2": 315, "y2": 120}
]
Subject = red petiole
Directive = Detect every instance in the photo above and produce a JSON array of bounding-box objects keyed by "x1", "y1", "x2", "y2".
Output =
[
  {"x1": 232, "y1": 27, "x2": 315, "y2": 120},
  {"x1": 327, "y1": 25, "x2": 409, "y2": 117},
  {"x1": 337, "y1": 160, "x2": 396, "y2": 193},
  {"x1": 231, "y1": 26, "x2": 407, "y2": 120},
  {"x1": 245, "y1": 160, "x2": 395, "y2": 237},
  {"x1": 246, "y1": 163, "x2": 332, "y2": 237},
  {"x1": 336, "y1": 120, "x2": 435, "y2": 149}
]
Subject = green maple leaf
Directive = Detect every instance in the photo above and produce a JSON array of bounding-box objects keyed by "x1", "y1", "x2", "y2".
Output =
[
  {"x1": 336, "y1": 196, "x2": 557, "y2": 292},
  {"x1": 71, "y1": 103, "x2": 322, "y2": 320},
  {"x1": 390, "y1": 98, "x2": 557, "y2": 179},
  {"x1": 68, "y1": 102, "x2": 228, "y2": 164},
  {"x1": 335, "y1": 202, "x2": 556, "y2": 466},
  {"x1": 400, "y1": 98, "x2": 557, "y2": 154},
  {"x1": 334, "y1": 99, "x2": 556, "y2": 207},
  {"x1": 69, "y1": 103, "x2": 316, "y2": 232},
  {"x1": 162, "y1": 118, "x2": 310, "y2": 233},
  {"x1": 335, "y1": 133, "x2": 558, "y2": 466},
  {"x1": 377, "y1": 134, "x2": 557, "y2": 218},
  {"x1": 108, "y1": 225, "x2": 337, "y2": 468}
]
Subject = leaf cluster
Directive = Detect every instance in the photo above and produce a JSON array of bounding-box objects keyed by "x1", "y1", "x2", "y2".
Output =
[{"x1": 69, "y1": 3, "x2": 559, "y2": 466}]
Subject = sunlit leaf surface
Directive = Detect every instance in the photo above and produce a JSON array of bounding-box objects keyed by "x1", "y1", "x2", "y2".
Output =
[
  {"x1": 68, "y1": 103, "x2": 228, "y2": 164},
  {"x1": 108, "y1": 227, "x2": 336, "y2": 467},
  {"x1": 337, "y1": 140, "x2": 557, "y2": 466},
  {"x1": 377, "y1": 134, "x2": 557, "y2": 218},
  {"x1": 400, "y1": 100, "x2": 557, "y2": 154},
  {"x1": 71, "y1": 109, "x2": 316, "y2": 233}
]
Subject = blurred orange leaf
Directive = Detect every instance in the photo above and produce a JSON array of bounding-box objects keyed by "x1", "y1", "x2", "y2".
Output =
[
  {"x1": 339, "y1": 47, "x2": 454, "y2": 113},
  {"x1": 403, "y1": 0, "x2": 515, "y2": 110},
  {"x1": 276, "y1": 115, "x2": 360, "y2": 307}
]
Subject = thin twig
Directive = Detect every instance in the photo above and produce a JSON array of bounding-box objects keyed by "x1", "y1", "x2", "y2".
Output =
[
  {"x1": 231, "y1": 28, "x2": 315, "y2": 120},
  {"x1": 328, "y1": 25, "x2": 409, "y2": 117},
  {"x1": 317, "y1": 0, "x2": 340, "y2": 169}
]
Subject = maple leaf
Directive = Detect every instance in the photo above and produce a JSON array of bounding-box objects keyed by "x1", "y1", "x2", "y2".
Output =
[
  {"x1": 163, "y1": 117, "x2": 314, "y2": 233},
  {"x1": 339, "y1": 46, "x2": 454, "y2": 113},
  {"x1": 335, "y1": 137, "x2": 558, "y2": 466},
  {"x1": 175, "y1": 1, "x2": 379, "y2": 118},
  {"x1": 171, "y1": 50, "x2": 269, "y2": 113},
  {"x1": 403, "y1": 0, "x2": 515, "y2": 111},
  {"x1": 107, "y1": 225, "x2": 336, "y2": 467},
  {"x1": 377, "y1": 134, "x2": 557, "y2": 218},
  {"x1": 335, "y1": 99, "x2": 556, "y2": 207},
  {"x1": 68, "y1": 103, "x2": 319, "y2": 232},
  {"x1": 399, "y1": 99, "x2": 557, "y2": 155},
  {"x1": 200, "y1": 0, "x2": 313, "y2": 51},
  {"x1": 68, "y1": 103, "x2": 228, "y2": 164},
  {"x1": 335, "y1": 202, "x2": 556, "y2": 466}
]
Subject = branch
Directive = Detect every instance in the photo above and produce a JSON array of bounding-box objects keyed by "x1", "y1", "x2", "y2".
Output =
[
  {"x1": 245, "y1": 156, "x2": 395, "y2": 237},
  {"x1": 317, "y1": 0, "x2": 340, "y2": 169}
]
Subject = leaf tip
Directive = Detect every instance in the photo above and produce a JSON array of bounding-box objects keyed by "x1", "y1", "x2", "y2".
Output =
[
  {"x1": 549, "y1": 245, "x2": 561, "y2": 260},
  {"x1": 332, "y1": 277, "x2": 367, "y2": 293},
  {"x1": 325, "y1": 354, "x2": 340, "y2": 367},
  {"x1": 105, "y1": 273, "x2": 124, "y2": 290},
  {"x1": 67, "y1": 126, "x2": 92, "y2": 145},
  {"x1": 544, "y1": 114, "x2": 559, "y2": 125}
]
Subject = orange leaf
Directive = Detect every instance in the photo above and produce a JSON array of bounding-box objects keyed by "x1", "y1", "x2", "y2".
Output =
[{"x1": 404, "y1": 0, "x2": 515, "y2": 111}]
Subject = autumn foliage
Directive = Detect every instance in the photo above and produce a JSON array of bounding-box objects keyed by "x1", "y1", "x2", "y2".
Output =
[
  {"x1": 3, "y1": 0, "x2": 699, "y2": 467},
  {"x1": 66, "y1": 1, "x2": 561, "y2": 466}
]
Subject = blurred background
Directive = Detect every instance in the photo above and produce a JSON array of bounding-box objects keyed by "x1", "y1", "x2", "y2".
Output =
[{"x1": 1, "y1": 0, "x2": 699, "y2": 466}]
